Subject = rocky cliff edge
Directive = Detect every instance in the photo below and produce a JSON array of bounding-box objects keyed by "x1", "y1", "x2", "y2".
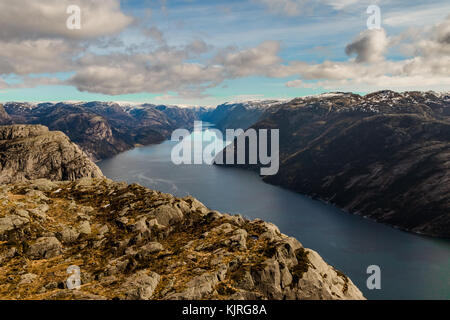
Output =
[
  {"x1": 0, "y1": 125, "x2": 104, "y2": 184},
  {"x1": 0, "y1": 178, "x2": 364, "y2": 300}
]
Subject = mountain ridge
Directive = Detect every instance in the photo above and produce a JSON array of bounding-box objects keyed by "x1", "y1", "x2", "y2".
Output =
[
  {"x1": 2, "y1": 102, "x2": 201, "y2": 161},
  {"x1": 216, "y1": 90, "x2": 450, "y2": 237},
  {"x1": 3, "y1": 91, "x2": 449, "y2": 237}
]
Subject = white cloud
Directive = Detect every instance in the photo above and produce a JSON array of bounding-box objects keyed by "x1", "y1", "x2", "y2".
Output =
[
  {"x1": 214, "y1": 41, "x2": 282, "y2": 77},
  {"x1": 1, "y1": 1, "x2": 449, "y2": 99},
  {"x1": 0, "y1": 0, "x2": 133, "y2": 41},
  {"x1": 285, "y1": 15, "x2": 450, "y2": 91},
  {"x1": 8, "y1": 14, "x2": 450, "y2": 96},
  {"x1": 321, "y1": 0, "x2": 361, "y2": 10},
  {"x1": 0, "y1": 0, "x2": 133, "y2": 77},
  {"x1": 384, "y1": 5, "x2": 450, "y2": 27},
  {"x1": 253, "y1": 0, "x2": 308, "y2": 16},
  {"x1": 67, "y1": 47, "x2": 224, "y2": 96},
  {"x1": 0, "y1": 39, "x2": 76, "y2": 75},
  {"x1": 253, "y1": 0, "x2": 367, "y2": 16},
  {"x1": 1, "y1": 76, "x2": 62, "y2": 89},
  {"x1": 65, "y1": 41, "x2": 285, "y2": 96}
]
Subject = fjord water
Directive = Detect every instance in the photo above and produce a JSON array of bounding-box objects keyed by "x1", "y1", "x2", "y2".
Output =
[{"x1": 99, "y1": 124, "x2": 450, "y2": 300}]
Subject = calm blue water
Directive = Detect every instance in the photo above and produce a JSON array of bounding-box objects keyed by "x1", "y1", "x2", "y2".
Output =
[{"x1": 98, "y1": 125, "x2": 450, "y2": 300}]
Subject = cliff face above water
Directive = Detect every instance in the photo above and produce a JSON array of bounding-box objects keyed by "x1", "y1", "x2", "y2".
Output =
[
  {"x1": 218, "y1": 91, "x2": 450, "y2": 237},
  {"x1": 0, "y1": 125, "x2": 104, "y2": 184},
  {"x1": 0, "y1": 178, "x2": 364, "y2": 300}
]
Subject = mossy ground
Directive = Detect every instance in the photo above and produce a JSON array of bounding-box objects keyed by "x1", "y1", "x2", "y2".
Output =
[{"x1": 0, "y1": 179, "x2": 297, "y2": 300}]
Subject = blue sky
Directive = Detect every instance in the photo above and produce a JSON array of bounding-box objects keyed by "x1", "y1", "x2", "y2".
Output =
[{"x1": 0, "y1": 0, "x2": 449, "y2": 106}]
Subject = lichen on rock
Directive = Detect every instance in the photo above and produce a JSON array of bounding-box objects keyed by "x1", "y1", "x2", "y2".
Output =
[{"x1": 0, "y1": 178, "x2": 365, "y2": 300}]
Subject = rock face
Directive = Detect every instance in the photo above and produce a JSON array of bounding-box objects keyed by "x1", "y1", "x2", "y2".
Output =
[
  {"x1": 217, "y1": 91, "x2": 450, "y2": 237},
  {"x1": 0, "y1": 178, "x2": 364, "y2": 300},
  {"x1": 0, "y1": 125, "x2": 104, "y2": 183},
  {"x1": 0, "y1": 104, "x2": 12, "y2": 125}
]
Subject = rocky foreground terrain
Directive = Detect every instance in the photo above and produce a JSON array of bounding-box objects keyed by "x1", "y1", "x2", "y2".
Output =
[
  {"x1": 0, "y1": 125, "x2": 103, "y2": 184},
  {"x1": 0, "y1": 178, "x2": 363, "y2": 300},
  {"x1": 0, "y1": 124, "x2": 364, "y2": 300},
  {"x1": 219, "y1": 91, "x2": 450, "y2": 237}
]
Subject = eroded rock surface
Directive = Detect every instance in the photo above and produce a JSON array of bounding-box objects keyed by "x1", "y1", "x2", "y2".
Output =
[
  {"x1": 0, "y1": 125, "x2": 104, "y2": 184},
  {"x1": 0, "y1": 178, "x2": 364, "y2": 300}
]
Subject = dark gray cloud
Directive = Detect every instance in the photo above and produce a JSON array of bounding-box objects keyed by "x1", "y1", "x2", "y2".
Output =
[{"x1": 345, "y1": 29, "x2": 388, "y2": 63}]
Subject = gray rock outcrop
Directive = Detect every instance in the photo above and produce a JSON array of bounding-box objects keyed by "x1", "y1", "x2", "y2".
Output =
[
  {"x1": 0, "y1": 125, "x2": 103, "y2": 184},
  {"x1": 0, "y1": 178, "x2": 365, "y2": 300}
]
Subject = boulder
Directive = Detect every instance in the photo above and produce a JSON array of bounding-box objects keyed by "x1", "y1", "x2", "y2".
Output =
[
  {"x1": 166, "y1": 272, "x2": 219, "y2": 300},
  {"x1": 123, "y1": 271, "x2": 161, "y2": 300},
  {"x1": 27, "y1": 237, "x2": 63, "y2": 260},
  {"x1": 0, "y1": 215, "x2": 29, "y2": 235},
  {"x1": 153, "y1": 205, "x2": 184, "y2": 226},
  {"x1": 58, "y1": 227, "x2": 80, "y2": 244},
  {"x1": 77, "y1": 221, "x2": 92, "y2": 235},
  {"x1": 19, "y1": 273, "x2": 38, "y2": 285}
]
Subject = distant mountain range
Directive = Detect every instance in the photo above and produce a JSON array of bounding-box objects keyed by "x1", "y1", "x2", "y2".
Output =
[
  {"x1": 0, "y1": 100, "x2": 284, "y2": 161},
  {"x1": 0, "y1": 102, "x2": 203, "y2": 161}
]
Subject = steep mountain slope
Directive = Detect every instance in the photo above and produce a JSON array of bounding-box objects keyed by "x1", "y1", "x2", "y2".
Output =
[
  {"x1": 0, "y1": 178, "x2": 364, "y2": 300},
  {"x1": 201, "y1": 100, "x2": 285, "y2": 131},
  {"x1": 0, "y1": 125, "x2": 103, "y2": 183},
  {"x1": 3, "y1": 102, "x2": 200, "y2": 161},
  {"x1": 217, "y1": 91, "x2": 450, "y2": 237},
  {"x1": 0, "y1": 104, "x2": 11, "y2": 125}
]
